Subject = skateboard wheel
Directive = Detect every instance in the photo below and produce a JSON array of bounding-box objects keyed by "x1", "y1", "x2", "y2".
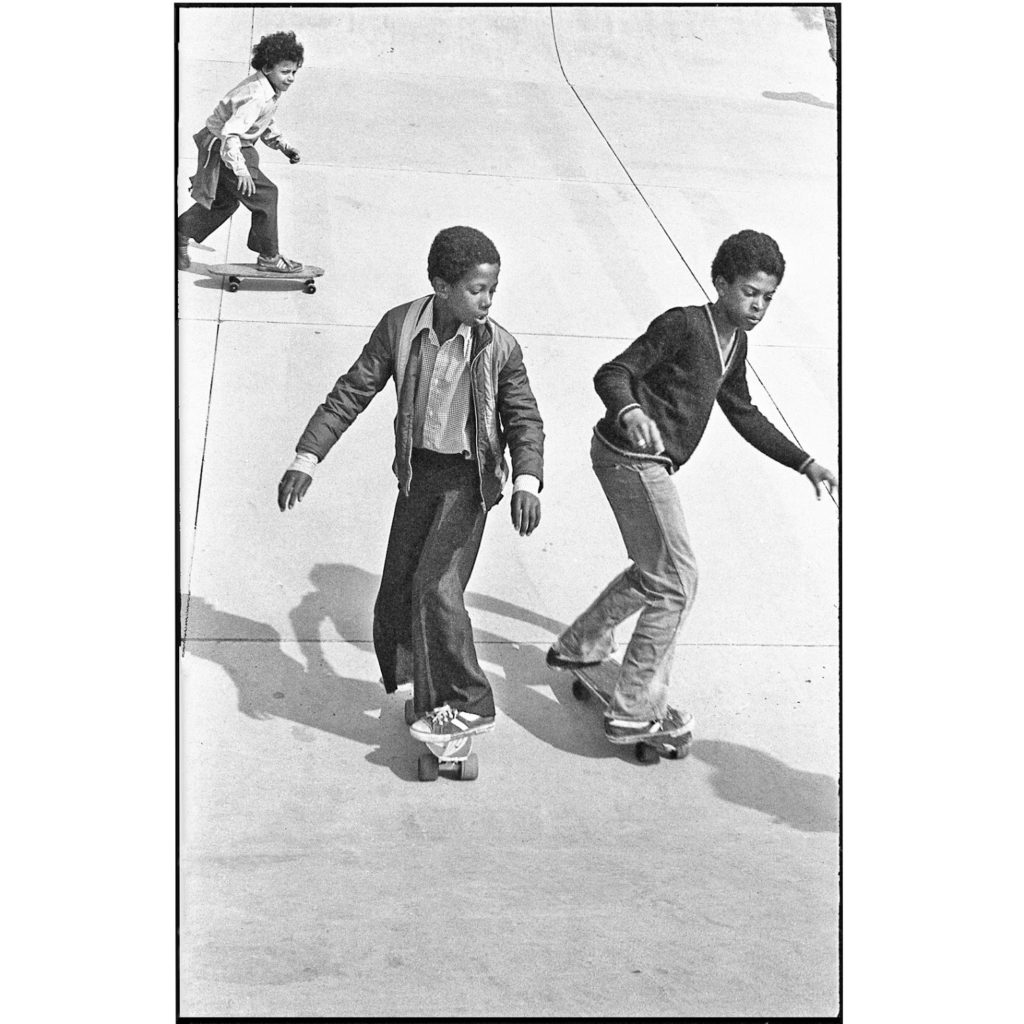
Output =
[
  {"x1": 668, "y1": 736, "x2": 692, "y2": 760},
  {"x1": 227, "y1": 282, "x2": 239, "y2": 293},
  {"x1": 304, "y1": 282, "x2": 316, "y2": 294},
  {"x1": 459, "y1": 753, "x2": 479, "y2": 781},
  {"x1": 571, "y1": 677, "x2": 590, "y2": 702},
  {"x1": 417, "y1": 752, "x2": 439, "y2": 782},
  {"x1": 635, "y1": 742, "x2": 660, "y2": 764}
]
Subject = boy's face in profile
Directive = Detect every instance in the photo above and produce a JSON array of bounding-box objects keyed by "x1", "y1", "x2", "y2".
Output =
[
  {"x1": 714, "y1": 270, "x2": 779, "y2": 332},
  {"x1": 263, "y1": 60, "x2": 299, "y2": 93},
  {"x1": 434, "y1": 263, "x2": 499, "y2": 327}
]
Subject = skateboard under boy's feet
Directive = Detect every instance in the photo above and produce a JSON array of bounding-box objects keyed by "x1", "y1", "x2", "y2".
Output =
[
  {"x1": 205, "y1": 262, "x2": 325, "y2": 293},
  {"x1": 555, "y1": 661, "x2": 693, "y2": 764},
  {"x1": 405, "y1": 699, "x2": 480, "y2": 782}
]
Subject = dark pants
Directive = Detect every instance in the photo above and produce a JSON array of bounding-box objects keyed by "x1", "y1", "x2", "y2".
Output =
[
  {"x1": 177, "y1": 144, "x2": 280, "y2": 257},
  {"x1": 373, "y1": 449, "x2": 494, "y2": 717}
]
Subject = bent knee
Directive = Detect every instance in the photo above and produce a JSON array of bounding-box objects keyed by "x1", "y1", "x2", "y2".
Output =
[{"x1": 638, "y1": 563, "x2": 698, "y2": 609}]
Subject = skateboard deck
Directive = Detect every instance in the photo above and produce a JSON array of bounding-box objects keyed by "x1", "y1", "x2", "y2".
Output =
[
  {"x1": 562, "y1": 661, "x2": 693, "y2": 763},
  {"x1": 404, "y1": 699, "x2": 479, "y2": 781},
  {"x1": 205, "y1": 262, "x2": 324, "y2": 293}
]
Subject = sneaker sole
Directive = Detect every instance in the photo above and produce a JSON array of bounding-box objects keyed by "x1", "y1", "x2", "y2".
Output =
[{"x1": 605, "y1": 718, "x2": 694, "y2": 744}]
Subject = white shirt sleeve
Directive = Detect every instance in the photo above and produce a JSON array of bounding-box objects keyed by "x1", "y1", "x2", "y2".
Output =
[
  {"x1": 511, "y1": 474, "x2": 540, "y2": 496},
  {"x1": 288, "y1": 451, "x2": 319, "y2": 476},
  {"x1": 219, "y1": 135, "x2": 248, "y2": 177}
]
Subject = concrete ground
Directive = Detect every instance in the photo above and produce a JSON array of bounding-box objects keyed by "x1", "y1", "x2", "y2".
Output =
[{"x1": 178, "y1": 6, "x2": 838, "y2": 1017}]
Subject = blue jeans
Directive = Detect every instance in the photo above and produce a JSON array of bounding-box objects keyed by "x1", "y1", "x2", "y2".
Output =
[{"x1": 554, "y1": 434, "x2": 698, "y2": 720}]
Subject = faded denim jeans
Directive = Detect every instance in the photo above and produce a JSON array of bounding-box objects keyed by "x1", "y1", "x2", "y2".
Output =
[{"x1": 553, "y1": 434, "x2": 698, "y2": 720}]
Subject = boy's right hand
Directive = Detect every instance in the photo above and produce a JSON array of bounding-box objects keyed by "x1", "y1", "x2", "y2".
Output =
[
  {"x1": 278, "y1": 470, "x2": 312, "y2": 511},
  {"x1": 236, "y1": 171, "x2": 256, "y2": 197},
  {"x1": 621, "y1": 408, "x2": 664, "y2": 454}
]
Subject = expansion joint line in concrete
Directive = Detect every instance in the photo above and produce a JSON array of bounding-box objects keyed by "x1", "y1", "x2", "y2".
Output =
[
  {"x1": 547, "y1": 7, "x2": 830, "y2": 482},
  {"x1": 547, "y1": 7, "x2": 707, "y2": 300},
  {"x1": 181, "y1": 320, "x2": 222, "y2": 644}
]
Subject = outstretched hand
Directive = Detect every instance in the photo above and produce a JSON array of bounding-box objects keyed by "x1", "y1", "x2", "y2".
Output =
[
  {"x1": 282, "y1": 147, "x2": 301, "y2": 164},
  {"x1": 511, "y1": 491, "x2": 541, "y2": 536},
  {"x1": 278, "y1": 470, "x2": 312, "y2": 511},
  {"x1": 803, "y1": 462, "x2": 838, "y2": 500}
]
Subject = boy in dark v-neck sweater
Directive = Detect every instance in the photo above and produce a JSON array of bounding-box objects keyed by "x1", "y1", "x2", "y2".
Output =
[{"x1": 548, "y1": 230, "x2": 837, "y2": 745}]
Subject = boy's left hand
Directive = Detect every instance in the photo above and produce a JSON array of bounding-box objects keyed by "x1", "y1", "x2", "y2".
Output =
[
  {"x1": 803, "y1": 461, "x2": 838, "y2": 500},
  {"x1": 283, "y1": 146, "x2": 301, "y2": 164},
  {"x1": 511, "y1": 492, "x2": 541, "y2": 536}
]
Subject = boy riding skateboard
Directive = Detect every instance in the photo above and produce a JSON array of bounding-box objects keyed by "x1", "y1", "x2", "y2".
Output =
[
  {"x1": 177, "y1": 31, "x2": 306, "y2": 273},
  {"x1": 548, "y1": 229, "x2": 837, "y2": 747},
  {"x1": 278, "y1": 227, "x2": 544, "y2": 748}
]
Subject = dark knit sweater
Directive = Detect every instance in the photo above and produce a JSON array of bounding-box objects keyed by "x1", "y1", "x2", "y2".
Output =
[{"x1": 594, "y1": 305, "x2": 810, "y2": 472}]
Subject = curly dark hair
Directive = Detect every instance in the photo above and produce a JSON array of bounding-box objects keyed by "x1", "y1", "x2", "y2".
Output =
[
  {"x1": 251, "y1": 31, "x2": 304, "y2": 71},
  {"x1": 427, "y1": 226, "x2": 500, "y2": 285},
  {"x1": 711, "y1": 230, "x2": 785, "y2": 286}
]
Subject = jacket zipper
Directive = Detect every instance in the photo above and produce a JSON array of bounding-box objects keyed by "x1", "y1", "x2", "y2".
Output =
[{"x1": 469, "y1": 335, "x2": 491, "y2": 510}]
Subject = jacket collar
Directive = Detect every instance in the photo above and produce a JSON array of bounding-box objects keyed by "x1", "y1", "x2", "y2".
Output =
[{"x1": 254, "y1": 70, "x2": 278, "y2": 100}]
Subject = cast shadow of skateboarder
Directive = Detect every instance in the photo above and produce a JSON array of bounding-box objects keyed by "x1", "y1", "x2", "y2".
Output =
[
  {"x1": 182, "y1": 565, "x2": 611, "y2": 782},
  {"x1": 690, "y1": 739, "x2": 839, "y2": 833},
  {"x1": 184, "y1": 595, "x2": 417, "y2": 780},
  {"x1": 287, "y1": 563, "x2": 615, "y2": 760}
]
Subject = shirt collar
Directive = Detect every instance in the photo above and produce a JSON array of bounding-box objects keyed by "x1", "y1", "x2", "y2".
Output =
[
  {"x1": 255, "y1": 70, "x2": 278, "y2": 100},
  {"x1": 415, "y1": 296, "x2": 473, "y2": 349}
]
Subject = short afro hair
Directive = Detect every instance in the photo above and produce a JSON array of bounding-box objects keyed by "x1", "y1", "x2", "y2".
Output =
[
  {"x1": 711, "y1": 230, "x2": 785, "y2": 286},
  {"x1": 427, "y1": 226, "x2": 500, "y2": 285},
  {"x1": 251, "y1": 31, "x2": 304, "y2": 72}
]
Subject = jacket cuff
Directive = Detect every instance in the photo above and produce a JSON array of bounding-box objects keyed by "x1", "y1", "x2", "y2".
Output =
[{"x1": 616, "y1": 403, "x2": 642, "y2": 427}]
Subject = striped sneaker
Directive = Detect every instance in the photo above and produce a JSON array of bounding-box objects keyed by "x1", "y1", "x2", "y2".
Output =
[
  {"x1": 256, "y1": 253, "x2": 302, "y2": 273},
  {"x1": 409, "y1": 705, "x2": 495, "y2": 743},
  {"x1": 603, "y1": 706, "x2": 693, "y2": 745}
]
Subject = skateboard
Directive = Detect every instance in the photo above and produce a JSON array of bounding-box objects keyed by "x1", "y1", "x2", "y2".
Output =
[
  {"x1": 205, "y1": 262, "x2": 324, "y2": 294},
  {"x1": 561, "y1": 661, "x2": 693, "y2": 764},
  {"x1": 404, "y1": 699, "x2": 480, "y2": 782}
]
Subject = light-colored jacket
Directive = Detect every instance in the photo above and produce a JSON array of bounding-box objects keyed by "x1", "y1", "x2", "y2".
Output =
[{"x1": 296, "y1": 296, "x2": 545, "y2": 510}]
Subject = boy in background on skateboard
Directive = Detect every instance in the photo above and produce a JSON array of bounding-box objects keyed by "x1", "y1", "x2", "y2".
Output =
[
  {"x1": 177, "y1": 31, "x2": 305, "y2": 273},
  {"x1": 278, "y1": 227, "x2": 545, "y2": 744},
  {"x1": 548, "y1": 230, "x2": 837, "y2": 746}
]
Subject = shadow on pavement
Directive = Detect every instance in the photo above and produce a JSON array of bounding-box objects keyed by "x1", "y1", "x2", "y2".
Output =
[
  {"x1": 762, "y1": 89, "x2": 835, "y2": 110},
  {"x1": 184, "y1": 595, "x2": 419, "y2": 780},
  {"x1": 184, "y1": 564, "x2": 632, "y2": 775},
  {"x1": 185, "y1": 566, "x2": 839, "y2": 786},
  {"x1": 285, "y1": 563, "x2": 631, "y2": 762},
  {"x1": 690, "y1": 739, "x2": 839, "y2": 833}
]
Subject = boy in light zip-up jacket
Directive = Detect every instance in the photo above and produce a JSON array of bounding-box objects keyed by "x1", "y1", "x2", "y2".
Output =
[
  {"x1": 548, "y1": 230, "x2": 837, "y2": 746},
  {"x1": 177, "y1": 31, "x2": 305, "y2": 273},
  {"x1": 278, "y1": 227, "x2": 545, "y2": 744}
]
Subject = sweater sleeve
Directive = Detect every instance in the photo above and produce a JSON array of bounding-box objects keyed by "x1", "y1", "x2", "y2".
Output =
[
  {"x1": 593, "y1": 308, "x2": 687, "y2": 418},
  {"x1": 716, "y1": 341, "x2": 809, "y2": 471},
  {"x1": 295, "y1": 315, "x2": 394, "y2": 461}
]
